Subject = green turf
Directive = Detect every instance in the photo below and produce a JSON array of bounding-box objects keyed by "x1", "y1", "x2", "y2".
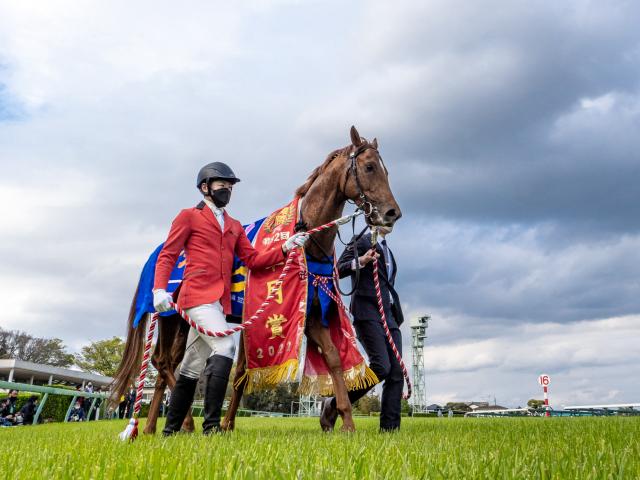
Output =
[{"x1": 1, "y1": 417, "x2": 638, "y2": 479}]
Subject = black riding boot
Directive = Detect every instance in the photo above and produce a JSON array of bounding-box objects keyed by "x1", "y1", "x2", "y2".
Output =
[
  {"x1": 162, "y1": 374, "x2": 198, "y2": 436},
  {"x1": 202, "y1": 355, "x2": 233, "y2": 435}
]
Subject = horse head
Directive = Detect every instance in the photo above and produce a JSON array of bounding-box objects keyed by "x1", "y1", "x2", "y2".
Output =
[{"x1": 342, "y1": 126, "x2": 402, "y2": 227}]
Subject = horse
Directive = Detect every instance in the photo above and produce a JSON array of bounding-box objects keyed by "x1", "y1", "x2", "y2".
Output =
[{"x1": 111, "y1": 126, "x2": 401, "y2": 434}]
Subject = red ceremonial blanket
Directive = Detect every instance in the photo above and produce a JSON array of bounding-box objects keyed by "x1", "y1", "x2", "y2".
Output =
[{"x1": 241, "y1": 198, "x2": 377, "y2": 395}]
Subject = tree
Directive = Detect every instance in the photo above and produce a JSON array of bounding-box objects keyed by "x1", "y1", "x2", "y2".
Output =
[
  {"x1": 353, "y1": 393, "x2": 381, "y2": 415},
  {"x1": 0, "y1": 327, "x2": 74, "y2": 367},
  {"x1": 75, "y1": 337, "x2": 125, "y2": 377},
  {"x1": 527, "y1": 399, "x2": 545, "y2": 409},
  {"x1": 244, "y1": 382, "x2": 299, "y2": 413},
  {"x1": 401, "y1": 398, "x2": 413, "y2": 415},
  {"x1": 445, "y1": 402, "x2": 471, "y2": 412}
]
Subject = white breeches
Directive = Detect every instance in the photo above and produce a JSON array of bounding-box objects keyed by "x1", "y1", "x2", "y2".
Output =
[{"x1": 179, "y1": 302, "x2": 236, "y2": 379}]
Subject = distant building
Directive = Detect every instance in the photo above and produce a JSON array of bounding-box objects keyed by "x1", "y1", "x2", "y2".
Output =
[{"x1": 0, "y1": 358, "x2": 112, "y2": 389}]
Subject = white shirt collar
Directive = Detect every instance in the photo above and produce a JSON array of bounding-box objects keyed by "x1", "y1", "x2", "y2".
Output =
[{"x1": 203, "y1": 197, "x2": 224, "y2": 216}]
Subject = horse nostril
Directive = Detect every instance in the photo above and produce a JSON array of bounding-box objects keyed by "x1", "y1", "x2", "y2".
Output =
[{"x1": 385, "y1": 208, "x2": 398, "y2": 219}]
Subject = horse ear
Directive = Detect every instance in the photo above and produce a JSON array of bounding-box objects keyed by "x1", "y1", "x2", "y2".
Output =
[
  {"x1": 350, "y1": 125, "x2": 363, "y2": 146},
  {"x1": 371, "y1": 137, "x2": 378, "y2": 149}
]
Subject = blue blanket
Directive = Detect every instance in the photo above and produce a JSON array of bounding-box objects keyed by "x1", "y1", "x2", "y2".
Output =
[{"x1": 306, "y1": 257, "x2": 336, "y2": 328}]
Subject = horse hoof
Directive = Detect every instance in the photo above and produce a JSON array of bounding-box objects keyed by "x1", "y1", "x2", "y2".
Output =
[{"x1": 340, "y1": 423, "x2": 356, "y2": 433}]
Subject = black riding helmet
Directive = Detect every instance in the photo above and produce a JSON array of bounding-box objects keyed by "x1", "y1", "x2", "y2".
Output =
[{"x1": 196, "y1": 162, "x2": 241, "y2": 190}]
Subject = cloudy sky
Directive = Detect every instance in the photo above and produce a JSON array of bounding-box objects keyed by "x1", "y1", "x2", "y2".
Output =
[{"x1": 1, "y1": 0, "x2": 639, "y2": 408}]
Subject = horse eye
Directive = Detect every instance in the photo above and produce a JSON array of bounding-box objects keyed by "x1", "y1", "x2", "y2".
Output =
[{"x1": 365, "y1": 163, "x2": 375, "y2": 172}]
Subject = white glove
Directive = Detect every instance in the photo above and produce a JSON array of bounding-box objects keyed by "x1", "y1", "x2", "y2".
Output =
[
  {"x1": 283, "y1": 232, "x2": 309, "y2": 253},
  {"x1": 153, "y1": 289, "x2": 173, "y2": 313}
]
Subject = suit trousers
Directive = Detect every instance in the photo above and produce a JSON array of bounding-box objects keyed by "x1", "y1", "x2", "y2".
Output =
[
  {"x1": 179, "y1": 302, "x2": 236, "y2": 379},
  {"x1": 354, "y1": 319, "x2": 404, "y2": 430}
]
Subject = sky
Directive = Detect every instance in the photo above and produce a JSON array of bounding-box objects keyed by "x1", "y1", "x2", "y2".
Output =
[{"x1": 1, "y1": 0, "x2": 639, "y2": 408}]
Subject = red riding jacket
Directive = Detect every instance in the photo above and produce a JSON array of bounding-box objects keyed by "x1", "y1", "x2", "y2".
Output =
[{"x1": 154, "y1": 201, "x2": 285, "y2": 312}]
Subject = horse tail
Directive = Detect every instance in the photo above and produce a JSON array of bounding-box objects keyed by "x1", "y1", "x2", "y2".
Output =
[{"x1": 110, "y1": 284, "x2": 147, "y2": 406}]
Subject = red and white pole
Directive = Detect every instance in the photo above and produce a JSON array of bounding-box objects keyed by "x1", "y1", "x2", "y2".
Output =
[
  {"x1": 543, "y1": 385, "x2": 550, "y2": 417},
  {"x1": 538, "y1": 374, "x2": 551, "y2": 417}
]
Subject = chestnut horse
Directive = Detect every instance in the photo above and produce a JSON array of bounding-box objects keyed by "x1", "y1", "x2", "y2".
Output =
[{"x1": 111, "y1": 126, "x2": 401, "y2": 434}]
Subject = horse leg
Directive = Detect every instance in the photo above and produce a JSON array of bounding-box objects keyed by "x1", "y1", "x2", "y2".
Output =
[
  {"x1": 306, "y1": 316, "x2": 355, "y2": 432},
  {"x1": 142, "y1": 370, "x2": 166, "y2": 435},
  {"x1": 221, "y1": 332, "x2": 247, "y2": 432}
]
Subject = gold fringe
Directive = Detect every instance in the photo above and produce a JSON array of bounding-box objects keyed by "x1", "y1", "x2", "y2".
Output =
[
  {"x1": 298, "y1": 362, "x2": 379, "y2": 396},
  {"x1": 243, "y1": 359, "x2": 299, "y2": 394},
  {"x1": 233, "y1": 370, "x2": 249, "y2": 390}
]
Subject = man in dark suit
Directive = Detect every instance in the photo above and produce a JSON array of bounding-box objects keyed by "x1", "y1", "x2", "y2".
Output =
[{"x1": 321, "y1": 226, "x2": 405, "y2": 432}]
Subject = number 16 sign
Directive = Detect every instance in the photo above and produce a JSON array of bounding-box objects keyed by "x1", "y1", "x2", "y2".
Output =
[{"x1": 538, "y1": 374, "x2": 551, "y2": 416}]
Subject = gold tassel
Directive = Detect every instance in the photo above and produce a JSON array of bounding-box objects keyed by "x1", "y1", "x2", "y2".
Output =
[
  {"x1": 243, "y1": 359, "x2": 299, "y2": 394},
  {"x1": 298, "y1": 362, "x2": 379, "y2": 396},
  {"x1": 233, "y1": 370, "x2": 249, "y2": 390}
]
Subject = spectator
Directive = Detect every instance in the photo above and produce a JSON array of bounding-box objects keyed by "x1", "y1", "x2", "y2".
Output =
[
  {"x1": 91, "y1": 387, "x2": 102, "y2": 421},
  {"x1": 125, "y1": 388, "x2": 136, "y2": 419},
  {"x1": 69, "y1": 401, "x2": 86, "y2": 422},
  {"x1": 75, "y1": 385, "x2": 85, "y2": 411},
  {"x1": 0, "y1": 389, "x2": 19, "y2": 425},
  {"x1": 1, "y1": 399, "x2": 14, "y2": 426},
  {"x1": 20, "y1": 396, "x2": 38, "y2": 425},
  {"x1": 118, "y1": 394, "x2": 127, "y2": 419}
]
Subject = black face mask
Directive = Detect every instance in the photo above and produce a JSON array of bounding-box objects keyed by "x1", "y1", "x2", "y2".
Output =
[{"x1": 211, "y1": 187, "x2": 231, "y2": 208}]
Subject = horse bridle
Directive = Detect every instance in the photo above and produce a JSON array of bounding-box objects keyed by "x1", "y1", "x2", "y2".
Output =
[
  {"x1": 343, "y1": 143, "x2": 387, "y2": 219},
  {"x1": 298, "y1": 142, "x2": 390, "y2": 296}
]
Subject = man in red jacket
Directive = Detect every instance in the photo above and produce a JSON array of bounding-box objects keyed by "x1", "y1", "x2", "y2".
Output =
[{"x1": 154, "y1": 162, "x2": 308, "y2": 435}]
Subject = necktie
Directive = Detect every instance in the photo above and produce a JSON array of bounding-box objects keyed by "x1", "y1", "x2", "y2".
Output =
[
  {"x1": 215, "y1": 209, "x2": 224, "y2": 230},
  {"x1": 381, "y1": 239, "x2": 392, "y2": 280}
]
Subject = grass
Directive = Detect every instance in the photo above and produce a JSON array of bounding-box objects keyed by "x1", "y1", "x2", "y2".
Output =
[{"x1": 1, "y1": 416, "x2": 639, "y2": 479}]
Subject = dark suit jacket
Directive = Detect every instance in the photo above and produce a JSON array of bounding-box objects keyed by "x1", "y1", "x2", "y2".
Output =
[{"x1": 337, "y1": 233, "x2": 404, "y2": 327}]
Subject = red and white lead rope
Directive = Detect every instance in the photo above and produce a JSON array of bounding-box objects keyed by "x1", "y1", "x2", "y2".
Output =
[
  {"x1": 370, "y1": 256, "x2": 412, "y2": 400},
  {"x1": 119, "y1": 312, "x2": 157, "y2": 441}
]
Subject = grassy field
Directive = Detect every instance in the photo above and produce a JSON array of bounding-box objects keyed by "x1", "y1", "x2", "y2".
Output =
[{"x1": 1, "y1": 416, "x2": 639, "y2": 479}]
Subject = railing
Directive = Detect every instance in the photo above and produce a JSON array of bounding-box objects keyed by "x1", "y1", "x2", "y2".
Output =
[{"x1": 0, "y1": 380, "x2": 110, "y2": 424}]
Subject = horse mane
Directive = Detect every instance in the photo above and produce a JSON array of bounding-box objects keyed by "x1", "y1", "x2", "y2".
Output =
[{"x1": 294, "y1": 145, "x2": 352, "y2": 197}]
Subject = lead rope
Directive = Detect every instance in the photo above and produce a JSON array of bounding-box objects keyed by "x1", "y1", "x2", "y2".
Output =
[
  {"x1": 119, "y1": 210, "x2": 361, "y2": 441},
  {"x1": 118, "y1": 312, "x2": 158, "y2": 441},
  {"x1": 370, "y1": 256, "x2": 412, "y2": 400}
]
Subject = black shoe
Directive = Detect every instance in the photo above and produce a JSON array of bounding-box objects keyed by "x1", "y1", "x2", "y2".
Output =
[
  {"x1": 162, "y1": 375, "x2": 198, "y2": 436},
  {"x1": 320, "y1": 398, "x2": 338, "y2": 432},
  {"x1": 202, "y1": 355, "x2": 233, "y2": 435},
  {"x1": 379, "y1": 425, "x2": 400, "y2": 433}
]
